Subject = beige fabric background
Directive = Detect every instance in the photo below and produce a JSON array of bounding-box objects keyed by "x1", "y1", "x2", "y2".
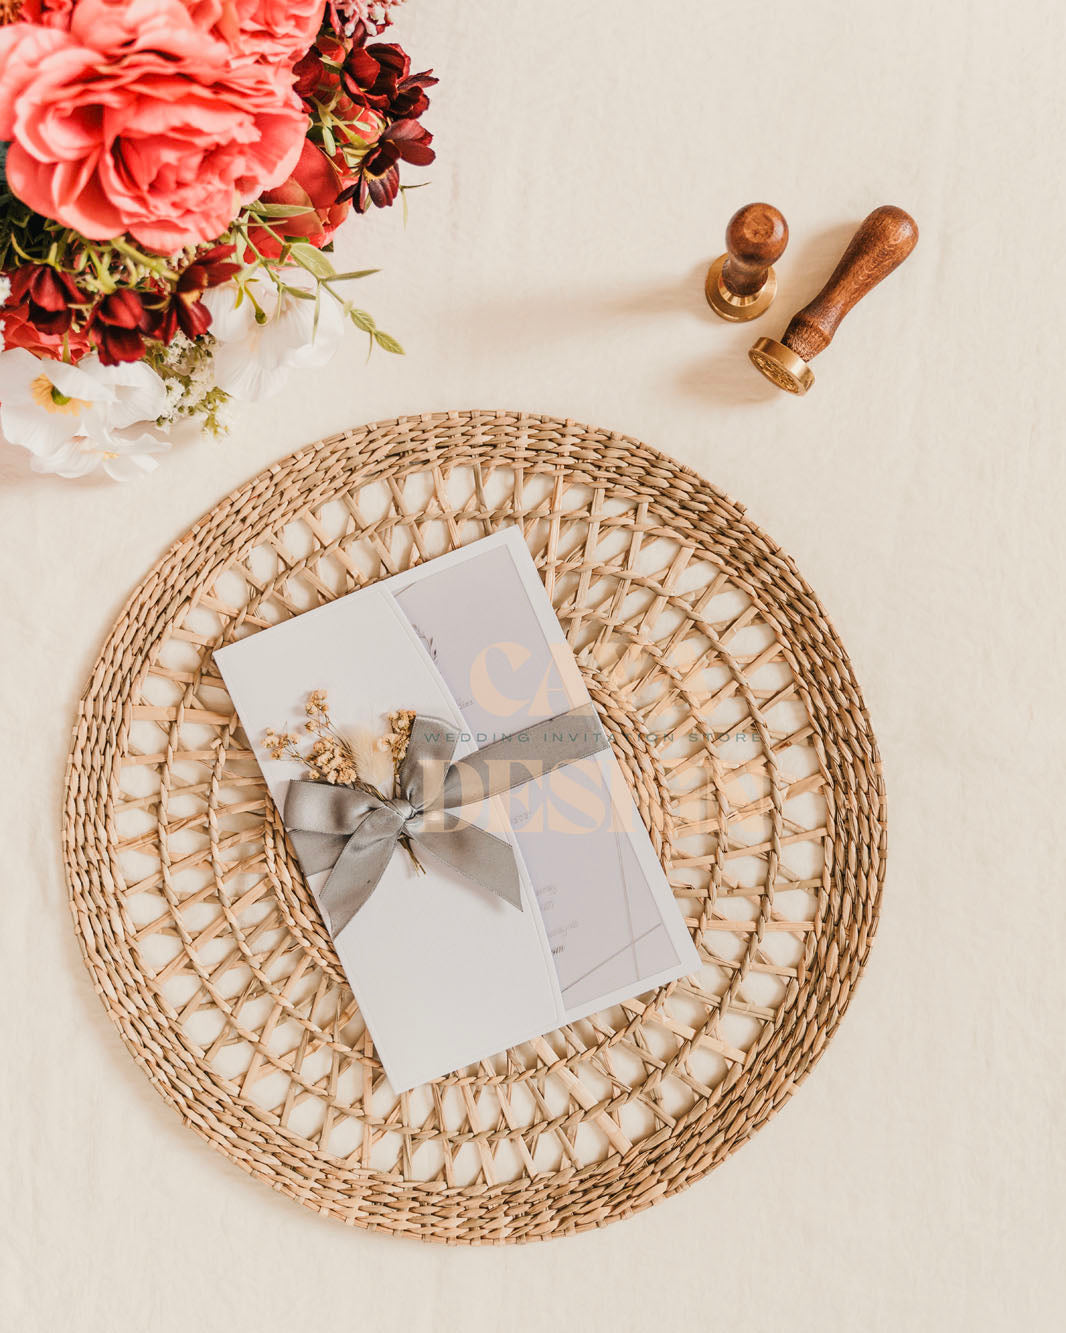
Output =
[{"x1": 2, "y1": 1, "x2": 1064, "y2": 1328}]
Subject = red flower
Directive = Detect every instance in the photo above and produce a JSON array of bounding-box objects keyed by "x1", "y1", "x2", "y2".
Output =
[
  {"x1": 0, "y1": 300, "x2": 90, "y2": 361},
  {"x1": 341, "y1": 119, "x2": 435, "y2": 213},
  {"x1": 144, "y1": 245, "x2": 241, "y2": 342},
  {"x1": 7, "y1": 263, "x2": 84, "y2": 336},
  {"x1": 380, "y1": 118, "x2": 435, "y2": 167},
  {"x1": 389, "y1": 78, "x2": 433, "y2": 121},
  {"x1": 293, "y1": 32, "x2": 348, "y2": 103},
  {"x1": 288, "y1": 16, "x2": 434, "y2": 219},
  {"x1": 88, "y1": 289, "x2": 153, "y2": 365},
  {"x1": 248, "y1": 141, "x2": 353, "y2": 257},
  {"x1": 345, "y1": 40, "x2": 411, "y2": 110}
]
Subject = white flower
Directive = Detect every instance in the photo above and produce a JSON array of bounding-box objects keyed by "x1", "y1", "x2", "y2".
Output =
[
  {"x1": 32, "y1": 421, "x2": 169, "y2": 482},
  {"x1": 0, "y1": 349, "x2": 111, "y2": 455},
  {"x1": 96, "y1": 358, "x2": 169, "y2": 429},
  {"x1": 202, "y1": 270, "x2": 346, "y2": 402},
  {"x1": 0, "y1": 347, "x2": 170, "y2": 481}
]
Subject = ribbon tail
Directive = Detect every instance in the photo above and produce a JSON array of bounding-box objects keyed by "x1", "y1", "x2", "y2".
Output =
[
  {"x1": 315, "y1": 831, "x2": 395, "y2": 937},
  {"x1": 440, "y1": 703, "x2": 609, "y2": 806},
  {"x1": 287, "y1": 828, "x2": 352, "y2": 877},
  {"x1": 410, "y1": 815, "x2": 523, "y2": 911}
]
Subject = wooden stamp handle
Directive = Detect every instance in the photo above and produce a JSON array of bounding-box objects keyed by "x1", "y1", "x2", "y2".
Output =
[
  {"x1": 780, "y1": 205, "x2": 918, "y2": 360},
  {"x1": 721, "y1": 203, "x2": 789, "y2": 298}
]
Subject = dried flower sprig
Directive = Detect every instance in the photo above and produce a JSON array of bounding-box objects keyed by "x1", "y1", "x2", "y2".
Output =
[
  {"x1": 386, "y1": 709, "x2": 416, "y2": 765},
  {"x1": 264, "y1": 691, "x2": 424, "y2": 872}
]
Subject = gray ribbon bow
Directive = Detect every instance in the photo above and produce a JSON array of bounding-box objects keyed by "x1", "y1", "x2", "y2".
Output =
[{"x1": 283, "y1": 704, "x2": 609, "y2": 937}]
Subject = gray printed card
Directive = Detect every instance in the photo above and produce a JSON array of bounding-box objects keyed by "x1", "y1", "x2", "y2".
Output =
[{"x1": 215, "y1": 527, "x2": 698, "y2": 1092}]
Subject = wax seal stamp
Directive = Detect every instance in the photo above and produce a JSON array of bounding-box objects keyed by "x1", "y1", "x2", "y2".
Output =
[
  {"x1": 705, "y1": 202, "x2": 789, "y2": 322},
  {"x1": 749, "y1": 205, "x2": 918, "y2": 394}
]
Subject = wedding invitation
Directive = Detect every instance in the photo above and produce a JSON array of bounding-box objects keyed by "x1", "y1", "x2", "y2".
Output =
[{"x1": 215, "y1": 527, "x2": 698, "y2": 1091}]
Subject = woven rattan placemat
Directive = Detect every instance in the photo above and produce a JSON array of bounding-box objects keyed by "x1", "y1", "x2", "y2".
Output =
[{"x1": 64, "y1": 410, "x2": 885, "y2": 1243}]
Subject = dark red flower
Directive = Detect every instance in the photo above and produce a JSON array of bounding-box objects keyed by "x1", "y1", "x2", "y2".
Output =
[
  {"x1": 283, "y1": 16, "x2": 434, "y2": 221},
  {"x1": 340, "y1": 117, "x2": 436, "y2": 213},
  {"x1": 343, "y1": 36, "x2": 416, "y2": 111},
  {"x1": 0, "y1": 300, "x2": 90, "y2": 361},
  {"x1": 389, "y1": 76, "x2": 435, "y2": 121},
  {"x1": 293, "y1": 32, "x2": 348, "y2": 103},
  {"x1": 345, "y1": 163, "x2": 398, "y2": 212},
  {"x1": 7, "y1": 263, "x2": 85, "y2": 336},
  {"x1": 379, "y1": 118, "x2": 436, "y2": 167},
  {"x1": 144, "y1": 245, "x2": 240, "y2": 343},
  {"x1": 88, "y1": 289, "x2": 153, "y2": 365}
]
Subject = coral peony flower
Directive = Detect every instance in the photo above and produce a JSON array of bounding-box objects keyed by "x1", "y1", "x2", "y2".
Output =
[
  {"x1": 14, "y1": 0, "x2": 73, "y2": 27},
  {"x1": 249, "y1": 140, "x2": 353, "y2": 256},
  {"x1": 0, "y1": 0, "x2": 309, "y2": 252},
  {"x1": 224, "y1": 0, "x2": 327, "y2": 63}
]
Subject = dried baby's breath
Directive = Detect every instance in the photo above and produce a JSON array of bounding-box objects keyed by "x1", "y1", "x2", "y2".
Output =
[
  {"x1": 386, "y1": 709, "x2": 416, "y2": 765},
  {"x1": 264, "y1": 691, "x2": 370, "y2": 788},
  {"x1": 264, "y1": 691, "x2": 416, "y2": 797},
  {"x1": 264, "y1": 690, "x2": 426, "y2": 874},
  {"x1": 263, "y1": 729, "x2": 301, "y2": 762}
]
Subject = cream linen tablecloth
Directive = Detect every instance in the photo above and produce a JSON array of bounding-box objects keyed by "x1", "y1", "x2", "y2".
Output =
[{"x1": 1, "y1": 2, "x2": 1064, "y2": 1329}]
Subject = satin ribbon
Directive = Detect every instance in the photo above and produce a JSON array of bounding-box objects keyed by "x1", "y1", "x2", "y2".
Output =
[{"x1": 283, "y1": 704, "x2": 609, "y2": 937}]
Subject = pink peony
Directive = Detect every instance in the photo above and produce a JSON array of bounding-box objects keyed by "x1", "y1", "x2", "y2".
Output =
[
  {"x1": 222, "y1": 0, "x2": 327, "y2": 62},
  {"x1": 0, "y1": 0, "x2": 309, "y2": 252},
  {"x1": 15, "y1": 0, "x2": 75, "y2": 27}
]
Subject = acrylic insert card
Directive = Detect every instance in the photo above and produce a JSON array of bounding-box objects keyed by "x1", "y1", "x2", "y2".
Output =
[{"x1": 215, "y1": 527, "x2": 698, "y2": 1092}]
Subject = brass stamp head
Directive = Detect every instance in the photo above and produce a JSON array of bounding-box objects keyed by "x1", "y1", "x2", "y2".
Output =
[
  {"x1": 748, "y1": 337, "x2": 815, "y2": 395},
  {"x1": 705, "y1": 254, "x2": 778, "y2": 322}
]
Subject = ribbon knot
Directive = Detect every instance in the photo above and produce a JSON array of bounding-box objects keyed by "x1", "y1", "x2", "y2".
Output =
[
  {"x1": 391, "y1": 796, "x2": 417, "y2": 823},
  {"x1": 283, "y1": 705, "x2": 609, "y2": 937}
]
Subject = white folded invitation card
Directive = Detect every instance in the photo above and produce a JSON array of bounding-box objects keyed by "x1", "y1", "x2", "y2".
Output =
[{"x1": 215, "y1": 527, "x2": 698, "y2": 1092}]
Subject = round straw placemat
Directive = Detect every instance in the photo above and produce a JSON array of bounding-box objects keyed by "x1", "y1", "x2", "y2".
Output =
[{"x1": 64, "y1": 410, "x2": 885, "y2": 1243}]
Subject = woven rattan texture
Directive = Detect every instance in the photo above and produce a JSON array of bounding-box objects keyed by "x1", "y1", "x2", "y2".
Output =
[{"x1": 64, "y1": 411, "x2": 885, "y2": 1243}]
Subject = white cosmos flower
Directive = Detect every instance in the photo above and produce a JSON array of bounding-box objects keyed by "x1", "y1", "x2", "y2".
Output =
[
  {"x1": 31, "y1": 418, "x2": 170, "y2": 482},
  {"x1": 202, "y1": 271, "x2": 346, "y2": 402},
  {"x1": 0, "y1": 347, "x2": 170, "y2": 482},
  {"x1": 94, "y1": 358, "x2": 169, "y2": 429}
]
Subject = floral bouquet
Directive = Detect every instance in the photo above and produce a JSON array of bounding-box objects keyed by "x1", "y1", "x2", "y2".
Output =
[{"x1": 0, "y1": 0, "x2": 434, "y2": 480}]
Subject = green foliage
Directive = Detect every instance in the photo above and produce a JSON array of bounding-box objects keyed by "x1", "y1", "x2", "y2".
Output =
[
  {"x1": 232, "y1": 205, "x2": 404, "y2": 355},
  {"x1": 0, "y1": 145, "x2": 67, "y2": 272},
  {"x1": 0, "y1": 149, "x2": 406, "y2": 384}
]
